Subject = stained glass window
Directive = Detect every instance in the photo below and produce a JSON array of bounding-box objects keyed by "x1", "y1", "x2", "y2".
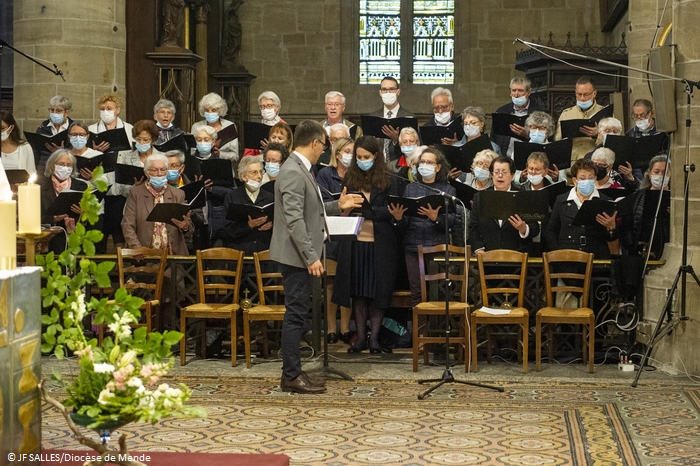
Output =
[
  {"x1": 413, "y1": 0, "x2": 454, "y2": 84},
  {"x1": 359, "y1": 0, "x2": 402, "y2": 84}
]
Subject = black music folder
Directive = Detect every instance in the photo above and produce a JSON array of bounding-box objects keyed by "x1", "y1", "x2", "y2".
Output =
[
  {"x1": 201, "y1": 158, "x2": 235, "y2": 187},
  {"x1": 642, "y1": 189, "x2": 670, "y2": 219},
  {"x1": 114, "y1": 164, "x2": 146, "y2": 185},
  {"x1": 571, "y1": 193, "x2": 639, "y2": 226},
  {"x1": 388, "y1": 194, "x2": 451, "y2": 218},
  {"x1": 89, "y1": 128, "x2": 132, "y2": 152},
  {"x1": 226, "y1": 202, "x2": 274, "y2": 222},
  {"x1": 261, "y1": 180, "x2": 275, "y2": 194},
  {"x1": 145, "y1": 203, "x2": 189, "y2": 226},
  {"x1": 478, "y1": 189, "x2": 550, "y2": 222},
  {"x1": 449, "y1": 181, "x2": 479, "y2": 210},
  {"x1": 513, "y1": 139, "x2": 573, "y2": 171},
  {"x1": 24, "y1": 130, "x2": 68, "y2": 153},
  {"x1": 419, "y1": 119, "x2": 464, "y2": 146},
  {"x1": 359, "y1": 115, "x2": 419, "y2": 139},
  {"x1": 541, "y1": 181, "x2": 570, "y2": 208},
  {"x1": 5, "y1": 170, "x2": 30, "y2": 185},
  {"x1": 436, "y1": 134, "x2": 493, "y2": 173},
  {"x1": 604, "y1": 134, "x2": 667, "y2": 169},
  {"x1": 243, "y1": 121, "x2": 271, "y2": 150},
  {"x1": 598, "y1": 186, "x2": 634, "y2": 201},
  {"x1": 490, "y1": 113, "x2": 529, "y2": 140},
  {"x1": 217, "y1": 123, "x2": 239, "y2": 147},
  {"x1": 560, "y1": 104, "x2": 614, "y2": 139},
  {"x1": 76, "y1": 153, "x2": 116, "y2": 173},
  {"x1": 179, "y1": 181, "x2": 206, "y2": 209},
  {"x1": 48, "y1": 191, "x2": 84, "y2": 219},
  {"x1": 154, "y1": 133, "x2": 189, "y2": 154}
]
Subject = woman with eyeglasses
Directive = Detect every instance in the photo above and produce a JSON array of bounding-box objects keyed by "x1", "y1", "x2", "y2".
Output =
[
  {"x1": 333, "y1": 136, "x2": 401, "y2": 354},
  {"x1": 1, "y1": 111, "x2": 36, "y2": 174},
  {"x1": 67, "y1": 121, "x2": 103, "y2": 182},
  {"x1": 121, "y1": 153, "x2": 192, "y2": 256},
  {"x1": 545, "y1": 158, "x2": 619, "y2": 259},
  {"x1": 219, "y1": 155, "x2": 273, "y2": 255},
  {"x1": 244, "y1": 91, "x2": 286, "y2": 156}
]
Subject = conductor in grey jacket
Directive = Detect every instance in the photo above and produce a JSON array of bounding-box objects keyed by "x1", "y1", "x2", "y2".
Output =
[{"x1": 270, "y1": 120, "x2": 364, "y2": 394}]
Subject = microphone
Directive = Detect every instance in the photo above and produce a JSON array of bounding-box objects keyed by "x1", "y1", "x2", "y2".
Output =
[
  {"x1": 53, "y1": 64, "x2": 66, "y2": 82},
  {"x1": 386, "y1": 171, "x2": 458, "y2": 203}
]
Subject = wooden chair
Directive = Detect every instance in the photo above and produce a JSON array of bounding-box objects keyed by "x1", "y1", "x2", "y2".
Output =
[
  {"x1": 180, "y1": 247, "x2": 244, "y2": 367},
  {"x1": 536, "y1": 249, "x2": 595, "y2": 373},
  {"x1": 471, "y1": 249, "x2": 529, "y2": 373},
  {"x1": 99, "y1": 247, "x2": 167, "y2": 345},
  {"x1": 243, "y1": 250, "x2": 286, "y2": 368},
  {"x1": 412, "y1": 245, "x2": 470, "y2": 372}
]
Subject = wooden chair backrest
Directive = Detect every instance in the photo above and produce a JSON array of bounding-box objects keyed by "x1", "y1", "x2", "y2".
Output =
[
  {"x1": 253, "y1": 250, "x2": 284, "y2": 306},
  {"x1": 196, "y1": 247, "x2": 245, "y2": 304},
  {"x1": 117, "y1": 247, "x2": 168, "y2": 300},
  {"x1": 417, "y1": 244, "x2": 470, "y2": 302},
  {"x1": 476, "y1": 249, "x2": 528, "y2": 308},
  {"x1": 542, "y1": 249, "x2": 594, "y2": 308}
]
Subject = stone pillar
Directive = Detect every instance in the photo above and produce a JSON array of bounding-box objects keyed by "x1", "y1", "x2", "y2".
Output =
[
  {"x1": 12, "y1": 0, "x2": 126, "y2": 131},
  {"x1": 195, "y1": 5, "x2": 209, "y2": 105},
  {"x1": 632, "y1": 0, "x2": 700, "y2": 374}
]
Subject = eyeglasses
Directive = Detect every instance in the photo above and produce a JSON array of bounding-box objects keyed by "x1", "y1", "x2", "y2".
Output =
[
  {"x1": 69, "y1": 133, "x2": 88, "y2": 138},
  {"x1": 492, "y1": 170, "x2": 510, "y2": 176},
  {"x1": 529, "y1": 125, "x2": 547, "y2": 131},
  {"x1": 148, "y1": 168, "x2": 167, "y2": 175},
  {"x1": 325, "y1": 102, "x2": 343, "y2": 108},
  {"x1": 576, "y1": 176, "x2": 596, "y2": 181},
  {"x1": 135, "y1": 137, "x2": 152, "y2": 144},
  {"x1": 56, "y1": 162, "x2": 74, "y2": 168},
  {"x1": 432, "y1": 105, "x2": 451, "y2": 112},
  {"x1": 601, "y1": 128, "x2": 620, "y2": 134},
  {"x1": 474, "y1": 161, "x2": 490, "y2": 169},
  {"x1": 401, "y1": 140, "x2": 418, "y2": 146},
  {"x1": 259, "y1": 104, "x2": 277, "y2": 110},
  {"x1": 379, "y1": 88, "x2": 398, "y2": 94},
  {"x1": 168, "y1": 164, "x2": 182, "y2": 170},
  {"x1": 248, "y1": 170, "x2": 265, "y2": 177},
  {"x1": 632, "y1": 112, "x2": 650, "y2": 120},
  {"x1": 195, "y1": 137, "x2": 213, "y2": 143},
  {"x1": 463, "y1": 120, "x2": 481, "y2": 126},
  {"x1": 48, "y1": 107, "x2": 66, "y2": 113},
  {"x1": 420, "y1": 160, "x2": 437, "y2": 166}
]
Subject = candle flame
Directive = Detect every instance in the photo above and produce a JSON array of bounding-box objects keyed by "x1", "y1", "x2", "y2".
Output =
[{"x1": 28, "y1": 173, "x2": 37, "y2": 184}]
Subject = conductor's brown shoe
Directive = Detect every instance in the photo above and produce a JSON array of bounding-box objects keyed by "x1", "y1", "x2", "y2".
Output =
[
  {"x1": 301, "y1": 371, "x2": 326, "y2": 387},
  {"x1": 281, "y1": 375, "x2": 327, "y2": 394}
]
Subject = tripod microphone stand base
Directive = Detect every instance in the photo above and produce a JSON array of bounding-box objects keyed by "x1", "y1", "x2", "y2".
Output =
[{"x1": 418, "y1": 367, "x2": 504, "y2": 400}]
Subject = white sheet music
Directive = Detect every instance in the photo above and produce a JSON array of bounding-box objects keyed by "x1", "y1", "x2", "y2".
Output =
[
  {"x1": 326, "y1": 216, "x2": 364, "y2": 237},
  {"x1": 479, "y1": 307, "x2": 512, "y2": 315}
]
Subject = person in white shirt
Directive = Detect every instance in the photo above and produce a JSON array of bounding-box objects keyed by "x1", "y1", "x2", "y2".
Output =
[
  {"x1": 88, "y1": 93, "x2": 135, "y2": 152},
  {"x1": 191, "y1": 92, "x2": 239, "y2": 163},
  {"x1": 421, "y1": 87, "x2": 461, "y2": 145},
  {"x1": 37, "y1": 95, "x2": 74, "y2": 142},
  {"x1": 369, "y1": 76, "x2": 414, "y2": 162},
  {"x1": 1, "y1": 111, "x2": 36, "y2": 174},
  {"x1": 320, "y1": 91, "x2": 363, "y2": 140}
]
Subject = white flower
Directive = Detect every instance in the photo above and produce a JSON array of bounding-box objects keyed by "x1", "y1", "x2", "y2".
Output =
[
  {"x1": 158, "y1": 383, "x2": 169, "y2": 392},
  {"x1": 93, "y1": 363, "x2": 115, "y2": 374},
  {"x1": 165, "y1": 387, "x2": 182, "y2": 398},
  {"x1": 120, "y1": 350, "x2": 137, "y2": 366},
  {"x1": 97, "y1": 389, "x2": 115, "y2": 405},
  {"x1": 163, "y1": 399, "x2": 173, "y2": 408},
  {"x1": 127, "y1": 377, "x2": 143, "y2": 388}
]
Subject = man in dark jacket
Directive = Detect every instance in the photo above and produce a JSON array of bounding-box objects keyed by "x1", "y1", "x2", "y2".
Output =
[{"x1": 491, "y1": 77, "x2": 544, "y2": 158}]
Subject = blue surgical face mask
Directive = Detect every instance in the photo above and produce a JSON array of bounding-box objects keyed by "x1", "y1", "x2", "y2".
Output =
[
  {"x1": 197, "y1": 142, "x2": 212, "y2": 155},
  {"x1": 204, "y1": 112, "x2": 220, "y2": 124},
  {"x1": 135, "y1": 142, "x2": 151, "y2": 153},
  {"x1": 357, "y1": 158, "x2": 374, "y2": 172},
  {"x1": 69, "y1": 135, "x2": 88, "y2": 150},
  {"x1": 577, "y1": 179, "x2": 595, "y2": 196},
  {"x1": 167, "y1": 170, "x2": 180, "y2": 182},
  {"x1": 50, "y1": 113, "x2": 65, "y2": 125},
  {"x1": 529, "y1": 129, "x2": 546, "y2": 144},
  {"x1": 149, "y1": 176, "x2": 168, "y2": 189},
  {"x1": 401, "y1": 145, "x2": 416, "y2": 155},
  {"x1": 418, "y1": 163, "x2": 436, "y2": 179},
  {"x1": 411, "y1": 167, "x2": 418, "y2": 178},
  {"x1": 577, "y1": 99, "x2": 594, "y2": 110},
  {"x1": 511, "y1": 95, "x2": 528, "y2": 107},
  {"x1": 156, "y1": 121, "x2": 173, "y2": 129},
  {"x1": 473, "y1": 166, "x2": 490, "y2": 182},
  {"x1": 265, "y1": 162, "x2": 280, "y2": 177}
]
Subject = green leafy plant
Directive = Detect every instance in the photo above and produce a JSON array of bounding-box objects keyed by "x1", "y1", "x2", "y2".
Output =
[{"x1": 39, "y1": 166, "x2": 205, "y2": 428}]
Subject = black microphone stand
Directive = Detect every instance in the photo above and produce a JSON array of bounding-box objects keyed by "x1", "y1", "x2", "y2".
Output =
[
  {"x1": 415, "y1": 183, "x2": 503, "y2": 399},
  {"x1": 0, "y1": 38, "x2": 65, "y2": 112}
]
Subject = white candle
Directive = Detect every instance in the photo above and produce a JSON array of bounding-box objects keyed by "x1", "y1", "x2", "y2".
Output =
[
  {"x1": 0, "y1": 189, "x2": 16, "y2": 270},
  {"x1": 18, "y1": 174, "x2": 41, "y2": 235}
]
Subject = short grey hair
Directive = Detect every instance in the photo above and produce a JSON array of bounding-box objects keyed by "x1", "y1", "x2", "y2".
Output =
[
  {"x1": 198, "y1": 92, "x2": 228, "y2": 117},
  {"x1": 472, "y1": 149, "x2": 499, "y2": 171},
  {"x1": 632, "y1": 98, "x2": 653, "y2": 114},
  {"x1": 591, "y1": 147, "x2": 615, "y2": 165},
  {"x1": 194, "y1": 125, "x2": 217, "y2": 140},
  {"x1": 153, "y1": 98, "x2": 176, "y2": 115},
  {"x1": 68, "y1": 121, "x2": 90, "y2": 134},
  {"x1": 49, "y1": 95, "x2": 73, "y2": 111},
  {"x1": 510, "y1": 76, "x2": 531, "y2": 91},
  {"x1": 407, "y1": 145, "x2": 428, "y2": 167},
  {"x1": 237, "y1": 155, "x2": 263, "y2": 180},
  {"x1": 325, "y1": 91, "x2": 346, "y2": 105},
  {"x1": 165, "y1": 149, "x2": 185, "y2": 164},
  {"x1": 461, "y1": 106, "x2": 486, "y2": 123},
  {"x1": 598, "y1": 117, "x2": 622, "y2": 134},
  {"x1": 257, "y1": 91, "x2": 281, "y2": 108},
  {"x1": 399, "y1": 126, "x2": 419, "y2": 142},
  {"x1": 329, "y1": 123, "x2": 350, "y2": 137},
  {"x1": 430, "y1": 87, "x2": 453, "y2": 105},
  {"x1": 525, "y1": 111, "x2": 555, "y2": 137},
  {"x1": 45, "y1": 149, "x2": 77, "y2": 178},
  {"x1": 144, "y1": 153, "x2": 169, "y2": 174}
]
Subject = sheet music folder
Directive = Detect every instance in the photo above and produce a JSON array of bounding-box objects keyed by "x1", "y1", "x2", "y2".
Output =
[
  {"x1": 360, "y1": 115, "x2": 419, "y2": 139},
  {"x1": 327, "y1": 216, "x2": 364, "y2": 241},
  {"x1": 490, "y1": 113, "x2": 528, "y2": 140},
  {"x1": 226, "y1": 202, "x2": 274, "y2": 222},
  {"x1": 560, "y1": 104, "x2": 614, "y2": 139},
  {"x1": 388, "y1": 194, "x2": 452, "y2": 218},
  {"x1": 145, "y1": 203, "x2": 190, "y2": 227},
  {"x1": 513, "y1": 139, "x2": 573, "y2": 170},
  {"x1": 571, "y1": 193, "x2": 639, "y2": 227},
  {"x1": 604, "y1": 134, "x2": 667, "y2": 169},
  {"x1": 89, "y1": 128, "x2": 132, "y2": 152},
  {"x1": 419, "y1": 119, "x2": 464, "y2": 146},
  {"x1": 478, "y1": 189, "x2": 550, "y2": 222}
]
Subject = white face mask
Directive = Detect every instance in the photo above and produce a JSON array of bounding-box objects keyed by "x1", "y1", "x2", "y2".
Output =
[
  {"x1": 100, "y1": 110, "x2": 116, "y2": 124},
  {"x1": 434, "y1": 111, "x2": 451, "y2": 125},
  {"x1": 261, "y1": 108, "x2": 277, "y2": 120},
  {"x1": 636, "y1": 118, "x2": 651, "y2": 131},
  {"x1": 381, "y1": 93, "x2": 398, "y2": 107},
  {"x1": 464, "y1": 124, "x2": 481, "y2": 138},
  {"x1": 0, "y1": 129, "x2": 9, "y2": 142},
  {"x1": 473, "y1": 166, "x2": 490, "y2": 182},
  {"x1": 527, "y1": 173, "x2": 544, "y2": 186},
  {"x1": 54, "y1": 165, "x2": 73, "y2": 181},
  {"x1": 650, "y1": 174, "x2": 670, "y2": 189},
  {"x1": 245, "y1": 179, "x2": 261, "y2": 192},
  {"x1": 340, "y1": 152, "x2": 353, "y2": 167}
]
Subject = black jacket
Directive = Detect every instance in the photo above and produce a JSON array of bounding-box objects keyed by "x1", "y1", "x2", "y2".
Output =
[{"x1": 220, "y1": 186, "x2": 274, "y2": 255}]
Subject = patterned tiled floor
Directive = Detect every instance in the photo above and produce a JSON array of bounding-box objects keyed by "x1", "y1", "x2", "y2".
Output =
[{"x1": 41, "y1": 373, "x2": 700, "y2": 465}]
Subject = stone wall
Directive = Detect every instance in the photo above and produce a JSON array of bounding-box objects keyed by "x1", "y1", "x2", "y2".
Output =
[{"x1": 12, "y1": 0, "x2": 126, "y2": 131}]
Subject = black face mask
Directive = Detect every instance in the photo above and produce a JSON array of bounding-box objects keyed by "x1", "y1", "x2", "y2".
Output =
[{"x1": 595, "y1": 165, "x2": 609, "y2": 181}]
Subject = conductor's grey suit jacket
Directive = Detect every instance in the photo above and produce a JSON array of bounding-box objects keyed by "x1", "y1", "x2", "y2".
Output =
[{"x1": 270, "y1": 152, "x2": 340, "y2": 268}]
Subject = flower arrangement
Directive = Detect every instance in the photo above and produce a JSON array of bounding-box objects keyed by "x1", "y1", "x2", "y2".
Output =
[{"x1": 38, "y1": 167, "x2": 204, "y2": 463}]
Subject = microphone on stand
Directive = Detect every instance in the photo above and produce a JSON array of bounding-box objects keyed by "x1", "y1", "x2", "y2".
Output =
[
  {"x1": 53, "y1": 64, "x2": 66, "y2": 82},
  {"x1": 386, "y1": 171, "x2": 459, "y2": 203}
]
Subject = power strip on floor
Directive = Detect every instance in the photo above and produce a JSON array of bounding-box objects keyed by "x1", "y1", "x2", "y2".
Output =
[{"x1": 618, "y1": 363, "x2": 635, "y2": 372}]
